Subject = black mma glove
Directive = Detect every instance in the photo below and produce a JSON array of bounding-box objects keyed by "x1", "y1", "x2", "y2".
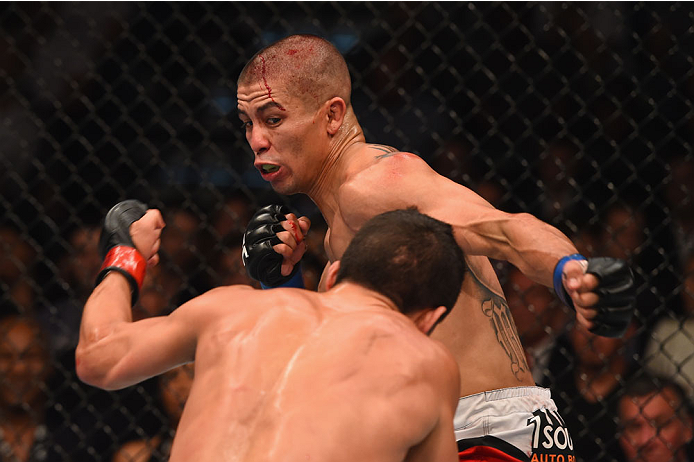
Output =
[
  {"x1": 242, "y1": 205, "x2": 303, "y2": 288},
  {"x1": 94, "y1": 200, "x2": 148, "y2": 306},
  {"x1": 554, "y1": 254, "x2": 636, "y2": 338},
  {"x1": 585, "y1": 257, "x2": 636, "y2": 338}
]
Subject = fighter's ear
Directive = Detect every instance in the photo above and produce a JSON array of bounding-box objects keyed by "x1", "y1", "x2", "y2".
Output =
[
  {"x1": 323, "y1": 260, "x2": 341, "y2": 291},
  {"x1": 326, "y1": 97, "x2": 346, "y2": 135},
  {"x1": 413, "y1": 306, "x2": 448, "y2": 335}
]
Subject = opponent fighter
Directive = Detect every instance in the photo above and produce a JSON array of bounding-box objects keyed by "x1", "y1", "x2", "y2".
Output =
[
  {"x1": 76, "y1": 201, "x2": 465, "y2": 462},
  {"x1": 237, "y1": 34, "x2": 636, "y2": 461}
]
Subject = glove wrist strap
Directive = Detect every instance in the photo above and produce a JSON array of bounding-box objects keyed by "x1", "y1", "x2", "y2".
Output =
[
  {"x1": 553, "y1": 253, "x2": 587, "y2": 310},
  {"x1": 261, "y1": 266, "x2": 304, "y2": 290},
  {"x1": 95, "y1": 246, "x2": 147, "y2": 306}
]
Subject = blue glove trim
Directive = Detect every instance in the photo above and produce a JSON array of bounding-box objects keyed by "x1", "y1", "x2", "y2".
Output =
[
  {"x1": 260, "y1": 266, "x2": 304, "y2": 290},
  {"x1": 553, "y1": 254, "x2": 587, "y2": 309}
]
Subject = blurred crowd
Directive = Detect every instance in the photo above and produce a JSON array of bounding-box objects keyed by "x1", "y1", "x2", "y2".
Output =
[{"x1": 1, "y1": 2, "x2": 693, "y2": 461}]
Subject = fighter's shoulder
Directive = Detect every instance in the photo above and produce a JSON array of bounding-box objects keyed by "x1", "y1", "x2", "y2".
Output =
[
  {"x1": 339, "y1": 148, "x2": 431, "y2": 200},
  {"x1": 362, "y1": 145, "x2": 430, "y2": 170},
  {"x1": 364, "y1": 314, "x2": 458, "y2": 390},
  {"x1": 177, "y1": 285, "x2": 301, "y2": 319}
]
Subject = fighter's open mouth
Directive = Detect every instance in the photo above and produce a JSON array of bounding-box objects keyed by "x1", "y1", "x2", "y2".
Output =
[{"x1": 261, "y1": 165, "x2": 280, "y2": 173}]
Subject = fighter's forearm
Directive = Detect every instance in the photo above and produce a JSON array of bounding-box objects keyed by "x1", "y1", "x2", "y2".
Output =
[
  {"x1": 507, "y1": 212, "x2": 578, "y2": 287},
  {"x1": 76, "y1": 272, "x2": 135, "y2": 388}
]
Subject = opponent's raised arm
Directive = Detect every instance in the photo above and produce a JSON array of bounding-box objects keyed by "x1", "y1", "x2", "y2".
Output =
[{"x1": 76, "y1": 201, "x2": 196, "y2": 390}]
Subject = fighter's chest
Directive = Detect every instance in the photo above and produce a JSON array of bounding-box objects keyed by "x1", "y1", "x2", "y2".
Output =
[{"x1": 323, "y1": 179, "x2": 391, "y2": 260}]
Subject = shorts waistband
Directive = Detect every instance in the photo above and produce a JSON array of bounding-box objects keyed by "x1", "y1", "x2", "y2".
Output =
[
  {"x1": 455, "y1": 386, "x2": 555, "y2": 428},
  {"x1": 461, "y1": 386, "x2": 551, "y2": 403}
]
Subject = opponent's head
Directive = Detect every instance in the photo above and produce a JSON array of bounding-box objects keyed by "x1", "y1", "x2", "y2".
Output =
[
  {"x1": 334, "y1": 209, "x2": 466, "y2": 334},
  {"x1": 237, "y1": 35, "x2": 352, "y2": 195}
]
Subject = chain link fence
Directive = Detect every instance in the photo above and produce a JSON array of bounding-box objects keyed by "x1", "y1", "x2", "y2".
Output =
[{"x1": 1, "y1": 2, "x2": 693, "y2": 461}]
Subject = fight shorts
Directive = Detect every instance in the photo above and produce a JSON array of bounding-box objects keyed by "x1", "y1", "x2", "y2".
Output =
[{"x1": 455, "y1": 386, "x2": 575, "y2": 462}]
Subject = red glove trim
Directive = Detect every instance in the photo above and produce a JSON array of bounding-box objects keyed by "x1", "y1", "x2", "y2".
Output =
[
  {"x1": 100, "y1": 246, "x2": 147, "y2": 290},
  {"x1": 96, "y1": 246, "x2": 147, "y2": 305}
]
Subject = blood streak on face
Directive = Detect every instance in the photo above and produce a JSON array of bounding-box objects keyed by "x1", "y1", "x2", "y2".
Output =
[{"x1": 259, "y1": 54, "x2": 285, "y2": 111}]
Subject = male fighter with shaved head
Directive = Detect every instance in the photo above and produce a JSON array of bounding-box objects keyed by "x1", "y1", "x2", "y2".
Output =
[{"x1": 238, "y1": 34, "x2": 636, "y2": 461}]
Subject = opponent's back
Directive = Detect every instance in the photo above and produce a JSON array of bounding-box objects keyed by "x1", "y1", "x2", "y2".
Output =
[{"x1": 170, "y1": 285, "x2": 458, "y2": 462}]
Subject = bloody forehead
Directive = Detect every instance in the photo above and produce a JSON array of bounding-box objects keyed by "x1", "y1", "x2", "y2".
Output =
[
  {"x1": 243, "y1": 44, "x2": 320, "y2": 107},
  {"x1": 244, "y1": 39, "x2": 318, "y2": 82}
]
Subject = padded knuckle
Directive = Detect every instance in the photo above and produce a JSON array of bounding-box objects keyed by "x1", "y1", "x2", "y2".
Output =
[
  {"x1": 243, "y1": 204, "x2": 298, "y2": 286},
  {"x1": 99, "y1": 200, "x2": 148, "y2": 258}
]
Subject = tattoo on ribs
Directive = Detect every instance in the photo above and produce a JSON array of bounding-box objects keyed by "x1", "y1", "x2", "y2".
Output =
[{"x1": 469, "y1": 270, "x2": 529, "y2": 381}]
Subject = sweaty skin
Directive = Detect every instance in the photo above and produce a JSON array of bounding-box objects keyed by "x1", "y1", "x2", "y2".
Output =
[
  {"x1": 76, "y1": 212, "x2": 460, "y2": 462},
  {"x1": 238, "y1": 68, "x2": 600, "y2": 397}
]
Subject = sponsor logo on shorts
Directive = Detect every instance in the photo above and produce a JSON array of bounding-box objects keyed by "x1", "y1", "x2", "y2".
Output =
[{"x1": 526, "y1": 408, "x2": 575, "y2": 462}]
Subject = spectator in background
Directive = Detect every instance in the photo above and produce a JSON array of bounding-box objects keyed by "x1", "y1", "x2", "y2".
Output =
[
  {"x1": 430, "y1": 139, "x2": 509, "y2": 211},
  {"x1": 0, "y1": 226, "x2": 37, "y2": 316},
  {"x1": 209, "y1": 192, "x2": 253, "y2": 244},
  {"x1": 618, "y1": 374, "x2": 693, "y2": 462},
  {"x1": 548, "y1": 320, "x2": 638, "y2": 462},
  {"x1": 595, "y1": 202, "x2": 646, "y2": 262},
  {"x1": 159, "y1": 207, "x2": 202, "y2": 274},
  {"x1": 645, "y1": 253, "x2": 694, "y2": 403},
  {"x1": 37, "y1": 224, "x2": 101, "y2": 355},
  {"x1": 197, "y1": 194, "x2": 254, "y2": 291},
  {"x1": 210, "y1": 234, "x2": 258, "y2": 288},
  {"x1": 135, "y1": 263, "x2": 186, "y2": 319},
  {"x1": 155, "y1": 207, "x2": 208, "y2": 304},
  {"x1": 535, "y1": 139, "x2": 585, "y2": 225},
  {"x1": 504, "y1": 265, "x2": 571, "y2": 385},
  {"x1": 112, "y1": 364, "x2": 195, "y2": 462},
  {"x1": 0, "y1": 315, "x2": 57, "y2": 461},
  {"x1": 664, "y1": 155, "x2": 694, "y2": 268}
]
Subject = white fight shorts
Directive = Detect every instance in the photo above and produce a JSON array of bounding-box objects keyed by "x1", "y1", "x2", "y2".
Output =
[{"x1": 455, "y1": 386, "x2": 575, "y2": 462}]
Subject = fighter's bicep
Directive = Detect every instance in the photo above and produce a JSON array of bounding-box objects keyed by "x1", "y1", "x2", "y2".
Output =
[
  {"x1": 397, "y1": 175, "x2": 503, "y2": 254},
  {"x1": 110, "y1": 287, "x2": 246, "y2": 384}
]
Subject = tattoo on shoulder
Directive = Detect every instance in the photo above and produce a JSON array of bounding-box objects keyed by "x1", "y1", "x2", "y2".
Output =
[
  {"x1": 468, "y1": 268, "x2": 529, "y2": 382},
  {"x1": 370, "y1": 144, "x2": 398, "y2": 158}
]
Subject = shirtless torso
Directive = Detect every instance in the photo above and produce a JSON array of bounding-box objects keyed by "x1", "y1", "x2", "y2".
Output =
[
  {"x1": 77, "y1": 238, "x2": 460, "y2": 462},
  {"x1": 320, "y1": 145, "x2": 536, "y2": 396}
]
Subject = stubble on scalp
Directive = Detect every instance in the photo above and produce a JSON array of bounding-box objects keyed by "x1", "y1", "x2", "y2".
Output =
[{"x1": 238, "y1": 34, "x2": 352, "y2": 111}]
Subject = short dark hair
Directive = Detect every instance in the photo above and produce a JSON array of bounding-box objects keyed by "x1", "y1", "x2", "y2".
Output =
[
  {"x1": 335, "y1": 209, "x2": 466, "y2": 322},
  {"x1": 620, "y1": 373, "x2": 693, "y2": 420}
]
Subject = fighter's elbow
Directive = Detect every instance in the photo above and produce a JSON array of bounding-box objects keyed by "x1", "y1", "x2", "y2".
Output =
[
  {"x1": 75, "y1": 337, "x2": 124, "y2": 390},
  {"x1": 74, "y1": 349, "x2": 99, "y2": 387}
]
